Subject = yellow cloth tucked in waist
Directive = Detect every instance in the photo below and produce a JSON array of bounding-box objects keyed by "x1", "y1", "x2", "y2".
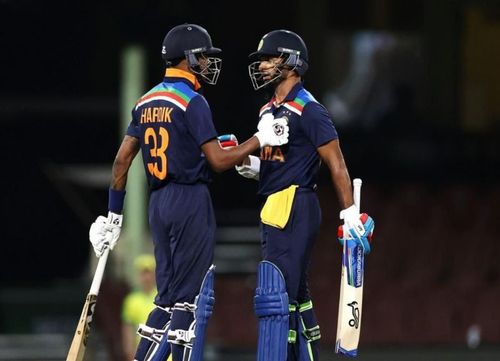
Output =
[{"x1": 260, "y1": 185, "x2": 298, "y2": 229}]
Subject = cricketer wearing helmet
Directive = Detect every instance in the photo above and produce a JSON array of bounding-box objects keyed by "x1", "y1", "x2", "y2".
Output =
[
  {"x1": 88, "y1": 23, "x2": 290, "y2": 361},
  {"x1": 235, "y1": 30, "x2": 375, "y2": 361}
]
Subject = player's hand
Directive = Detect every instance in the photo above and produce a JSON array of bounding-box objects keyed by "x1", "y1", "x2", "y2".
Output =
[
  {"x1": 89, "y1": 212, "x2": 123, "y2": 257},
  {"x1": 235, "y1": 155, "x2": 260, "y2": 180},
  {"x1": 257, "y1": 113, "x2": 274, "y2": 132},
  {"x1": 254, "y1": 115, "x2": 289, "y2": 147},
  {"x1": 338, "y1": 205, "x2": 374, "y2": 254},
  {"x1": 217, "y1": 134, "x2": 238, "y2": 148}
]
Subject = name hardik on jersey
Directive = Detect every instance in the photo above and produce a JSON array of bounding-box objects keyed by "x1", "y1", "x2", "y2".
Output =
[
  {"x1": 258, "y1": 83, "x2": 338, "y2": 196},
  {"x1": 127, "y1": 68, "x2": 218, "y2": 190}
]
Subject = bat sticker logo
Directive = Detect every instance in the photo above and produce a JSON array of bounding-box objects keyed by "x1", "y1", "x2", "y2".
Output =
[
  {"x1": 347, "y1": 301, "x2": 360, "y2": 329},
  {"x1": 83, "y1": 296, "x2": 97, "y2": 346}
]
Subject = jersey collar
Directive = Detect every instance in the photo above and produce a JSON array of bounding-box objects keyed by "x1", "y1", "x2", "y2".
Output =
[
  {"x1": 164, "y1": 68, "x2": 202, "y2": 90},
  {"x1": 272, "y1": 82, "x2": 303, "y2": 107}
]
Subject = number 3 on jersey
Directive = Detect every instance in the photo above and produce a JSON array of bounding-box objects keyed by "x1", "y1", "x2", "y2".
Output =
[{"x1": 145, "y1": 127, "x2": 169, "y2": 180}]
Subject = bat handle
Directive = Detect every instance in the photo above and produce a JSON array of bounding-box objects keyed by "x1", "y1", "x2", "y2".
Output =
[
  {"x1": 89, "y1": 247, "x2": 110, "y2": 296},
  {"x1": 353, "y1": 178, "x2": 362, "y2": 212}
]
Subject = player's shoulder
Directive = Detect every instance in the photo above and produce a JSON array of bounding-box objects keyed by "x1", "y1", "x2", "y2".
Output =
[
  {"x1": 292, "y1": 89, "x2": 331, "y2": 124},
  {"x1": 279, "y1": 88, "x2": 321, "y2": 117},
  {"x1": 296, "y1": 88, "x2": 319, "y2": 106},
  {"x1": 134, "y1": 81, "x2": 201, "y2": 111},
  {"x1": 296, "y1": 89, "x2": 328, "y2": 112}
]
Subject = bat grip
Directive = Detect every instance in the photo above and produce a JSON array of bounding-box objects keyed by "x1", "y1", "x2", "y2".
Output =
[
  {"x1": 89, "y1": 248, "x2": 110, "y2": 295},
  {"x1": 353, "y1": 178, "x2": 362, "y2": 212}
]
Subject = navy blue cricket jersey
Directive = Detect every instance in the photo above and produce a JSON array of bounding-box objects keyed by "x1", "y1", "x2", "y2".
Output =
[
  {"x1": 127, "y1": 68, "x2": 218, "y2": 190},
  {"x1": 258, "y1": 83, "x2": 338, "y2": 195}
]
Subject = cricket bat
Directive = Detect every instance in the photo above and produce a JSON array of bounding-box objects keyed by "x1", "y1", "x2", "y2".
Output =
[
  {"x1": 66, "y1": 248, "x2": 110, "y2": 361},
  {"x1": 335, "y1": 178, "x2": 364, "y2": 357}
]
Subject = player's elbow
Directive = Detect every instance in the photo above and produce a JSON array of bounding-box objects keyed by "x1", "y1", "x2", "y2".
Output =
[{"x1": 205, "y1": 150, "x2": 233, "y2": 173}]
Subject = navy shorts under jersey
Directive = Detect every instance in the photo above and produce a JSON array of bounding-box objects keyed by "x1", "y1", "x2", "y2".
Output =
[
  {"x1": 148, "y1": 182, "x2": 215, "y2": 307},
  {"x1": 260, "y1": 188, "x2": 321, "y2": 303}
]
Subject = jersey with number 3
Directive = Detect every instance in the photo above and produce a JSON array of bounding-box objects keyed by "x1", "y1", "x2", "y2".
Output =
[{"x1": 126, "y1": 69, "x2": 218, "y2": 191}]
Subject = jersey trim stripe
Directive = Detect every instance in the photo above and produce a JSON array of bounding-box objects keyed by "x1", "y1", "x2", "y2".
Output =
[
  {"x1": 135, "y1": 95, "x2": 188, "y2": 111},
  {"x1": 259, "y1": 105, "x2": 272, "y2": 117},
  {"x1": 283, "y1": 102, "x2": 303, "y2": 115},
  {"x1": 135, "y1": 90, "x2": 191, "y2": 111},
  {"x1": 282, "y1": 93, "x2": 313, "y2": 116}
]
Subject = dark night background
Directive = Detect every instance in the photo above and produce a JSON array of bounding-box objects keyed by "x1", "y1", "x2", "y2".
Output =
[{"x1": 1, "y1": 0, "x2": 500, "y2": 360}]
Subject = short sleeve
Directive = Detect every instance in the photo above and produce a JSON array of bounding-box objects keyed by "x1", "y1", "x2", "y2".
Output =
[
  {"x1": 126, "y1": 107, "x2": 141, "y2": 139},
  {"x1": 184, "y1": 95, "x2": 218, "y2": 146},
  {"x1": 300, "y1": 102, "x2": 338, "y2": 147}
]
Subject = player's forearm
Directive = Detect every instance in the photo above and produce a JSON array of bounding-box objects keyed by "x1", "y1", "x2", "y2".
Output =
[
  {"x1": 318, "y1": 140, "x2": 354, "y2": 209},
  {"x1": 110, "y1": 136, "x2": 140, "y2": 190},
  {"x1": 204, "y1": 137, "x2": 260, "y2": 172},
  {"x1": 110, "y1": 156, "x2": 132, "y2": 190},
  {"x1": 330, "y1": 166, "x2": 354, "y2": 209}
]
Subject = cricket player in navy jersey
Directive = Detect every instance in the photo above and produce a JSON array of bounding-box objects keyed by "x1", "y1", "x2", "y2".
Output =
[
  {"x1": 87, "y1": 24, "x2": 289, "y2": 361},
  {"x1": 230, "y1": 30, "x2": 375, "y2": 360}
]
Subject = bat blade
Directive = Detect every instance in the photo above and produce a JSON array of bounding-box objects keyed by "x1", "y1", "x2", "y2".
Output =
[
  {"x1": 335, "y1": 243, "x2": 364, "y2": 356},
  {"x1": 66, "y1": 294, "x2": 98, "y2": 361},
  {"x1": 66, "y1": 248, "x2": 109, "y2": 361},
  {"x1": 336, "y1": 178, "x2": 364, "y2": 357}
]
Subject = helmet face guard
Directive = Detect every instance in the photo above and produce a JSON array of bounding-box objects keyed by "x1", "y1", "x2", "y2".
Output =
[
  {"x1": 161, "y1": 24, "x2": 222, "y2": 85},
  {"x1": 248, "y1": 30, "x2": 309, "y2": 90},
  {"x1": 185, "y1": 49, "x2": 222, "y2": 85},
  {"x1": 248, "y1": 48, "x2": 304, "y2": 90}
]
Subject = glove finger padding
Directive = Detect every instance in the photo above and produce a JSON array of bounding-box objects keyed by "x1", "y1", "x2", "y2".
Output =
[
  {"x1": 360, "y1": 213, "x2": 374, "y2": 244},
  {"x1": 89, "y1": 216, "x2": 109, "y2": 257},
  {"x1": 337, "y1": 225, "x2": 345, "y2": 246},
  {"x1": 257, "y1": 113, "x2": 274, "y2": 131},
  {"x1": 254, "y1": 116, "x2": 289, "y2": 147},
  {"x1": 89, "y1": 216, "x2": 108, "y2": 240},
  {"x1": 89, "y1": 212, "x2": 123, "y2": 257},
  {"x1": 338, "y1": 213, "x2": 374, "y2": 254},
  {"x1": 235, "y1": 155, "x2": 260, "y2": 180}
]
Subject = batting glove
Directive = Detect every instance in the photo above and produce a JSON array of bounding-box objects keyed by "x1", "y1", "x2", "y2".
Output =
[
  {"x1": 257, "y1": 113, "x2": 275, "y2": 132},
  {"x1": 338, "y1": 205, "x2": 374, "y2": 254},
  {"x1": 235, "y1": 155, "x2": 260, "y2": 180},
  {"x1": 89, "y1": 211, "x2": 123, "y2": 257},
  {"x1": 254, "y1": 115, "x2": 289, "y2": 147}
]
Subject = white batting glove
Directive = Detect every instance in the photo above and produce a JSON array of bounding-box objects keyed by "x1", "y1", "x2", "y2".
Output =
[
  {"x1": 340, "y1": 205, "x2": 365, "y2": 240},
  {"x1": 254, "y1": 116, "x2": 289, "y2": 147},
  {"x1": 235, "y1": 155, "x2": 260, "y2": 180},
  {"x1": 257, "y1": 113, "x2": 275, "y2": 132},
  {"x1": 89, "y1": 212, "x2": 123, "y2": 257}
]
